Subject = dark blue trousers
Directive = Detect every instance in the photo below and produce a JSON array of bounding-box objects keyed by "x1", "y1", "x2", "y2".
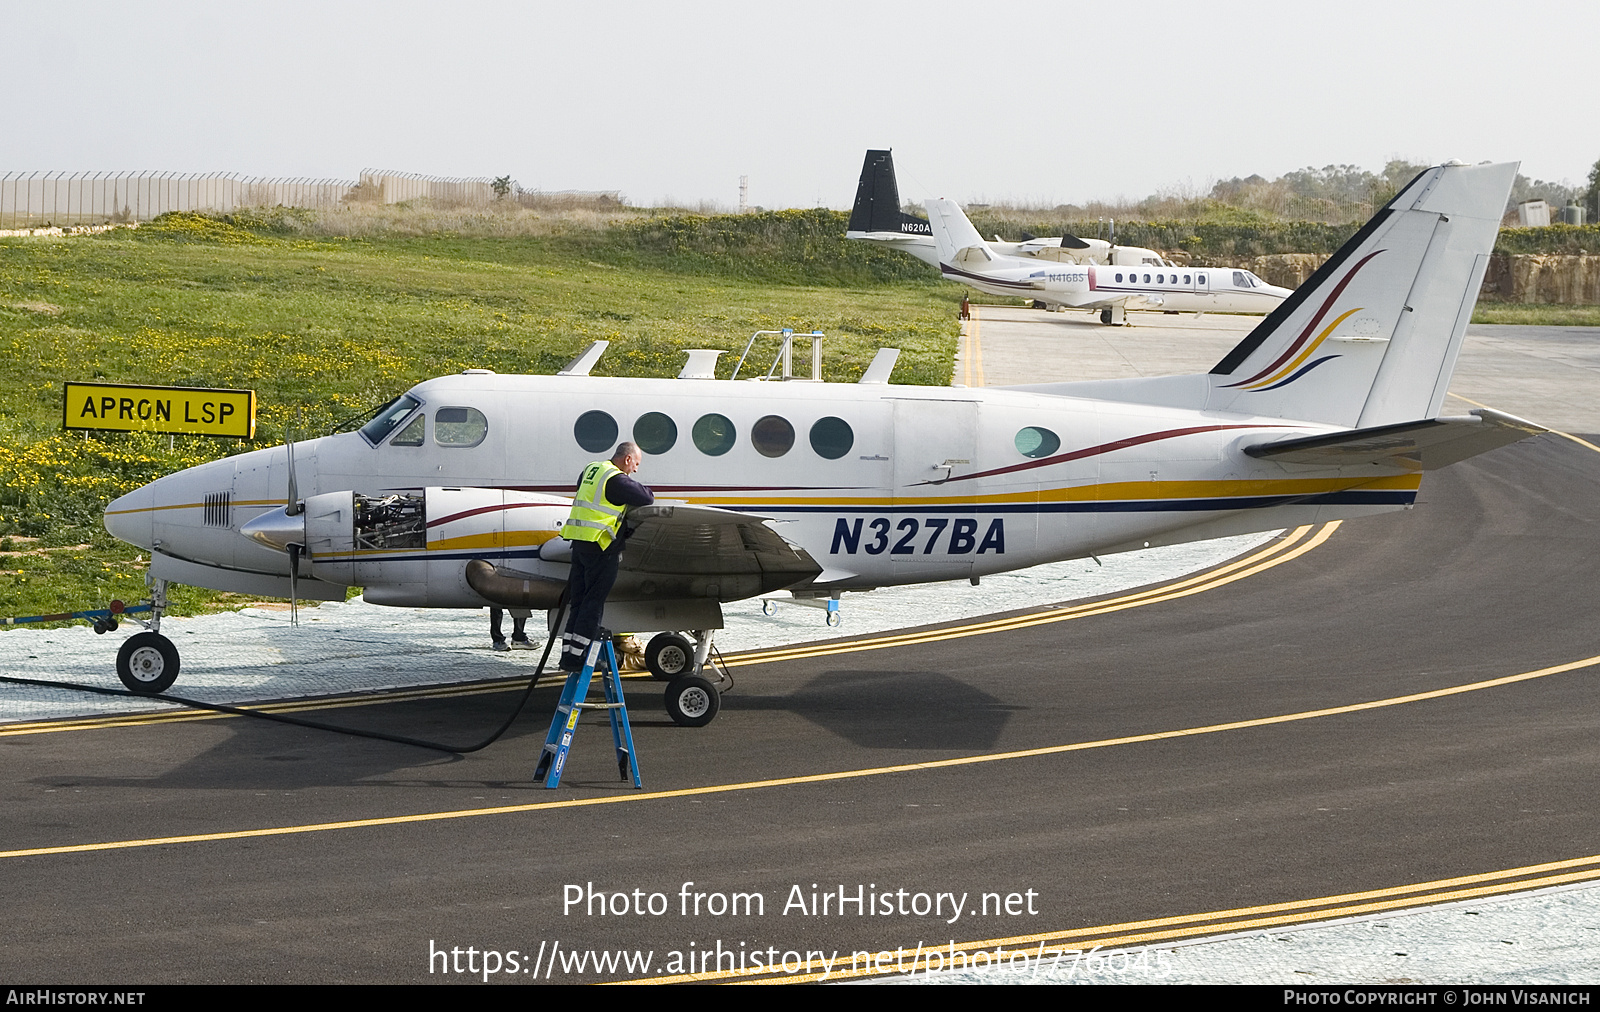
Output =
[{"x1": 561, "y1": 540, "x2": 620, "y2": 669}]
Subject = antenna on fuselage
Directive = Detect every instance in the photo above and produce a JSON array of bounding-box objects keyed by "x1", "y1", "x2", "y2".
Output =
[{"x1": 558, "y1": 340, "x2": 610, "y2": 377}]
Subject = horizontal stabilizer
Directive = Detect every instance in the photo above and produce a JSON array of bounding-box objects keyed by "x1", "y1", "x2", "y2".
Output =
[{"x1": 1244, "y1": 408, "x2": 1545, "y2": 470}]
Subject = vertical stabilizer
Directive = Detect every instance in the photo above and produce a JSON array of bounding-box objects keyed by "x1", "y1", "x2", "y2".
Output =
[
  {"x1": 847, "y1": 150, "x2": 931, "y2": 237},
  {"x1": 1206, "y1": 161, "x2": 1516, "y2": 427},
  {"x1": 924, "y1": 197, "x2": 992, "y2": 266}
]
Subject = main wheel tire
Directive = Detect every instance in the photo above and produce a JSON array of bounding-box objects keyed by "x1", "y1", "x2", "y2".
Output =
[
  {"x1": 645, "y1": 632, "x2": 696, "y2": 682},
  {"x1": 664, "y1": 675, "x2": 719, "y2": 727},
  {"x1": 1099, "y1": 307, "x2": 1113, "y2": 325},
  {"x1": 117, "y1": 632, "x2": 180, "y2": 694}
]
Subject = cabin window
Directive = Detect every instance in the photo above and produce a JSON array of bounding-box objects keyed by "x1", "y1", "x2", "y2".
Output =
[
  {"x1": 390, "y1": 413, "x2": 425, "y2": 447},
  {"x1": 360, "y1": 393, "x2": 421, "y2": 446},
  {"x1": 751, "y1": 415, "x2": 795, "y2": 458},
  {"x1": 1115, "y1": 273, "x2": 1124, "y2": 283},
  {"x1": 1143, "y1": 274, "x2": 1151, "y2": 284},
  {"x1": 633, "y1": 411, "x2": 677, "y2": 454},
  {"x1": 1015, "y1": 426, "x2": 1061, "y2": 459},
  {"x1": 1184, "y1": 274, "x2": 1192, "y2": 284},
  {"x1": 692, "y1": 413, "x2": 736, "y2": 456},
  {"x1": 1157, "y1": 274, "x2": 1165, "y2": 284},
  {"x1": 808, "y1": 416, "x2": 854, "y2": 459},
  {"x1": 434, "y1": 406, "x2": 488, "y2": 447},
  {"x1": 574, "y1": 410, "x2": 618, "y2": 454}
]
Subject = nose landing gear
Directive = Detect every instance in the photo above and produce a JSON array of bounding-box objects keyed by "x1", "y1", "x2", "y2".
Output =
[{"x1": 115, "y1": 577, "x2": 179, "y2": 695}]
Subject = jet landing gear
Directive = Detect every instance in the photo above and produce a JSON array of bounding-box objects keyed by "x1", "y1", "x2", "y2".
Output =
[
  {"x1": 115, "y1": 578, "x2": 179, "y2": 694},
  {"x1": 1099, "y1": 305, "x2": 1127, "y2": 326},
  {"x1": 646, "y1": 629, "x2": 727, "y2": 727}
]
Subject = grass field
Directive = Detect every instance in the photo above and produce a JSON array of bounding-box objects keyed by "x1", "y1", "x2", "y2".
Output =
[{"x1": 0, "y1": 214, "x2": 959, "y2": 621}]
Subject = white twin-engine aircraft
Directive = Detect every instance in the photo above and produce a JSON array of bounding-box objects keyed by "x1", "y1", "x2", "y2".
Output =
[
  {"x1": 103, "y1": 161, "x2": 1541, "y2": 727},
  {"x1": 926, "y1": 196, "x2": 1293, "y2": 325}
]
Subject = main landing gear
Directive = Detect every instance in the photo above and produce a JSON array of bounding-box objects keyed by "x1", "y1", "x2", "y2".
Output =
[
  {"x1": 645, "y1": 629, "x2": 727, "y2": 728},
  {"x1": 113, "y1": 578, "x2": 179, "y2": 694}
]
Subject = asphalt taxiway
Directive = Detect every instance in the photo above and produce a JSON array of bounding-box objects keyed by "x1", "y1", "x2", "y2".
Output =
[{"x1": 1, "y1": 311, "x2": 1596, "y2": 984}]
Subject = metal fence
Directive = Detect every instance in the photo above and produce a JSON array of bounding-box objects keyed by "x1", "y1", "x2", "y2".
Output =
[
  {"x1": 356, "y1": 169, "x2": 499, "y2": 207},
  {"x1": 1, "y1": 169, "x2": 625, "y2": 229},
  {"x1": 0, "y1": 171, "x2": 357, "y2": 229}
]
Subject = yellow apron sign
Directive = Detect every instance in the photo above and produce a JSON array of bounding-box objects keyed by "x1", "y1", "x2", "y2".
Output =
[{"x1": 63, "y1": 383, "x2": 257, "y2": 439}]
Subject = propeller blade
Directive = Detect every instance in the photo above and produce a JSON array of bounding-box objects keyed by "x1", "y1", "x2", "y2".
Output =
[
  {"x1": 285, "y1": 426, "x2": 302, "y2": 517},
  {"x1": 287, "y1": 543, "x2": 301, "y2": 626}
]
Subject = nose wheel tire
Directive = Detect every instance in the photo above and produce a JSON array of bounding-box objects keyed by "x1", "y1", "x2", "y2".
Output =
[
  {"x1": 664, "y1": 675, "x2": 719, "y2": 727},
  {"x1": 645, "y1": 632, "x2": 696, "y2": 682},
  {"x1": 116, "y1": 632, "x2": 180, "y2": 694}
]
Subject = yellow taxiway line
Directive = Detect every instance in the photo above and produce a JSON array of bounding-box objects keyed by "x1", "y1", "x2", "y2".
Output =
[
  {"x1": 633, "y1": 853, "x2": 1600, "y2": 983},
  {"x1": 3, "y1": 643, "x2": 1596, "y2": 863}
]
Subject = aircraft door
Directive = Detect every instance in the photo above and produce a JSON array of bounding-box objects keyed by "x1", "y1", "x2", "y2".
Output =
[{"x1": 888, "y1": 397, "x2": 982, "y2": 581}]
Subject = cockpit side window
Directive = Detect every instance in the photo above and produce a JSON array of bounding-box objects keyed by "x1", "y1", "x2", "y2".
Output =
[
  {"x1": 434, "y1": 406, "x2": 488, "y2": 447},
  {"x1": 390, "y1": 413, "x2": 425, "y2": 447},
  {"x1": 360, "y1": 394, "x2": 422, "y2": 447}
]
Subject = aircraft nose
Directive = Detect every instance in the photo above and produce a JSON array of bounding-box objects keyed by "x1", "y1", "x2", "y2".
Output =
[
  {"x1": 104, "y1": 484, "x2": 154, "y2": 549},
  {"x1": 240, "y1": 506, "x2": 304, "y2": 553}
]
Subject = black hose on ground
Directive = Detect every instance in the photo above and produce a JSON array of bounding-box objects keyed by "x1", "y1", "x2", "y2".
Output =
[{"x1": 0, "y1": 603, "x2": 571, "y2": 755}]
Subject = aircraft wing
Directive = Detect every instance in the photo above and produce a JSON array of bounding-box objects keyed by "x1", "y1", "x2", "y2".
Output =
[
  {"x1": 1244, "y1": 408, "x2": 1545, "y2": 470},
  {"x1": 619, "y1": 503, "x2": 822, "y2": 587}
]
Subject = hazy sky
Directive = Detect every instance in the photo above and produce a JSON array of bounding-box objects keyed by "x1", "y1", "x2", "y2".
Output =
[{"x1": 4, "y1": 0, "x2": 1595, "y2": 210}]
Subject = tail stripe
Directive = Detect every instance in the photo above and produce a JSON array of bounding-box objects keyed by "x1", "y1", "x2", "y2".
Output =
[
  {"x1": 1222, "y1": 250, "x2": 1385, "y2": 387},
  {"x1": 1237, "y1": 307, "x2": 1364, "y2": 390}
]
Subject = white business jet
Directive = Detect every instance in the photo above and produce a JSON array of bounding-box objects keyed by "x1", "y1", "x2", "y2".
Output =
[
  {"x1": 103, "y1": 161, "x2": 1541, "y2": 727},
  {"x1": 926, "y1": 196, "x2": 1292, "y2": 325},
  {"x1": 844, "y1": 149, "x2": 1286, "y2": 324}
]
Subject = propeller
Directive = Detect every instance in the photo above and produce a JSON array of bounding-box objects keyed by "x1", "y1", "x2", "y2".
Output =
[{"x1": 284, "y1": 413, "x2": 304, "y2": 625}]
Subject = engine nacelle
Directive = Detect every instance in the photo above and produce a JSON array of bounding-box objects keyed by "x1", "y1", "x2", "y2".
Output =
[{"x1": 301, "y1": 487, "x2": 572, "y2": 607}]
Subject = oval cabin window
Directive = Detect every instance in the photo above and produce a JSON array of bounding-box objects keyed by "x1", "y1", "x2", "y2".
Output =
[
  {"x1": 692, "y1": 413, "x2": 736, "y2": 456},
  {"x1": 808, "y1": 416, "x2": 854, "y2": 459},
  {"x1": 751, "y1": 415, "x2": 795, "y2": 458},
  {"x1": 1014, "y1": 426, "x2": 1061, "y2": 459},
  {"x1": 633, "y1": 412, "x2": 677, "y2": 454},
  {"x1": 574, "y1": 410, "x2": 618, "y2": 454}
]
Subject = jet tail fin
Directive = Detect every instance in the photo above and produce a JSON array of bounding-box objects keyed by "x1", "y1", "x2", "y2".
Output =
[
  {"x1": 847, "y1": 149, "x2": 932, "y2": 237},
  {"x1": 1205, "y1": 161, "x2": 1517, "y2": 428},
  {"x1": 924, "y1": 197, "x2": 994, "y2": 266}
]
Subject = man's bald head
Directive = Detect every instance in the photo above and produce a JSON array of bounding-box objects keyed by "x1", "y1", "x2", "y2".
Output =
[{"x1": 613, "y1": 441, "x2": 642, "y2": 474}]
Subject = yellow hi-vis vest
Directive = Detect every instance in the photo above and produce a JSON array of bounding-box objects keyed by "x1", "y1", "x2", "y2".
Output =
[{"x1": 561, "y1": 460, "x2": 625, "y2": 550}]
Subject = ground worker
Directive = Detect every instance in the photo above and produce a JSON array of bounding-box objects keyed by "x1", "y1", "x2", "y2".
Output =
[{"x1": 558, "y1": 441, "x2": 654, "y2": 671}]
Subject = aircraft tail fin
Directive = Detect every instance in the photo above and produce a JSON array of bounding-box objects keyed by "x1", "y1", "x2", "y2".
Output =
[
  {"x1": 924, "y1": 197, "x2": 994, "y2": 266},
  {"x1": 847, "y1": 149, "x2": 932, "y2": 237},
  {"x1": 1206, "y1": 161, "x2": 1516, "y2": 428}
]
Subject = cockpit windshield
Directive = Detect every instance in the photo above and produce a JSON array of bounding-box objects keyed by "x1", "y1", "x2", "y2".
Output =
[{"x1": 359, "y1": 393, "x2": 422, "y2": 446}]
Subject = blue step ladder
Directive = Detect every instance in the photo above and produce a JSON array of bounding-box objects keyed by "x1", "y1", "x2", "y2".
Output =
[{"x1": 534, "y1": 634, "x2": 642, "y2": 790}]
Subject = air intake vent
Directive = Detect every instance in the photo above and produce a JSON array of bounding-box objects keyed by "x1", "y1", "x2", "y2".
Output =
[{"x1": 203, "y1": 491, "x2": 232, "y2": 527}]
